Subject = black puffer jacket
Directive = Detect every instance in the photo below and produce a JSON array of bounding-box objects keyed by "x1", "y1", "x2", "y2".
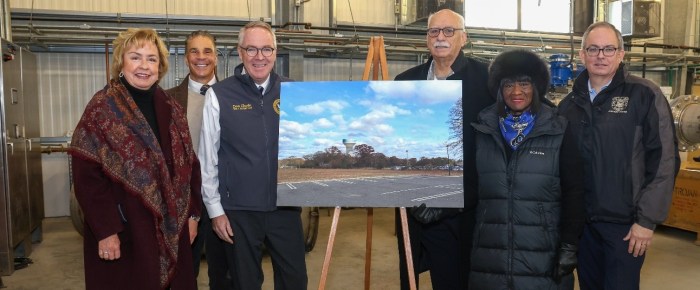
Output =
[{"x1": 470, "y1": 104, "x2": 583, "y2": 290}]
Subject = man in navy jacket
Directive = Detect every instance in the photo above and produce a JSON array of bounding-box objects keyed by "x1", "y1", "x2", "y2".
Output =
[{"x1": 558, "y1": 22, "x2": 680, "y2": 290}]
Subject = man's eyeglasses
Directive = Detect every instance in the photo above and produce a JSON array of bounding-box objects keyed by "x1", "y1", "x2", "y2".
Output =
[
  {"x1": 427, "y1": 27, "x2": 462, "y2": 38},
  {"x1": 241, "y1": 46, "x2": 275, "y2": 57},
  {"x1": 502, "y1": 81, "x2": 532, "y2": 94},
  {"x1": 584, "y1": 46, "x2": 619, "y2": 57}
]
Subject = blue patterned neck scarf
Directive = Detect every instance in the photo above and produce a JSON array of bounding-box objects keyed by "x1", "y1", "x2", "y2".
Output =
[{"x1": 499, "y1": 110, "x2": 535, "y2": 150}]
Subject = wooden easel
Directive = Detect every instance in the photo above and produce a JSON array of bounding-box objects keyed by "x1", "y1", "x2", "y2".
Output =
[{"x1": 317, "y1": 36, "x2": 417, "y2": 290}]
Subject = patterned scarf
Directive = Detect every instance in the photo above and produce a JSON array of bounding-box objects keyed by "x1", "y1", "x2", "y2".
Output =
[
  {"x1": 70, "y1": 79, "x2": 196, "y2": 288},
  {"x1": 499, "y1": 110, "x2": 536, "y2": 150}
]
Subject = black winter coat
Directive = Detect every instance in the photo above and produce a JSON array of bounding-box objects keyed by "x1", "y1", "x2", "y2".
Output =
[
  {"x1": 394, "y1": 52, "x2": 493, "y2": 290},
  {"x1": 469, "y1": 104, "x2": 584, "y2": 290},
  {"x1": 558, "y1": 64, "x2": 679, "y2": 229}
]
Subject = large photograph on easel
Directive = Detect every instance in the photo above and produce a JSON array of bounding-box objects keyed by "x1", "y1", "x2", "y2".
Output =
[{"x1": 277, "y1": 80, "x2": 463, "y2": 208}]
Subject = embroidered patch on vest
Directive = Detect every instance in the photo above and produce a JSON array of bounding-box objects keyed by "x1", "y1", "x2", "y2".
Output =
[
  {"x1": 273, "y1": 99, "x2": 281, "y2": 115},
  {"x1": 232, "y1": 103, "x2": 253, "y2": 111},
  {"x1": 609, "y1": 96, "x2": 629, "y2": 113}
]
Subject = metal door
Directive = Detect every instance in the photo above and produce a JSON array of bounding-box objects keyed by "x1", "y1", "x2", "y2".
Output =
[
  {"x1": 0, "y1": 51, "x2": 11, "y2": 274},
  {"x1": 1, "y1": 40, "x2": 30, "y2": 249},
  {"x1": 20, "y1": 47, "x2": 43, "y2": 233}
]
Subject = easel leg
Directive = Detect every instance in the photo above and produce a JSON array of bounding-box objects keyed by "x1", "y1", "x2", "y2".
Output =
[
  {"x1": 318, "y1": 206, "x2": 342, "y2": 290},
  {"x1": 364, "y1": 208, "x2": 374, "y2": 290},
  {"x1": 400, "y1": 207, "x2": 417, "y2": 290}
]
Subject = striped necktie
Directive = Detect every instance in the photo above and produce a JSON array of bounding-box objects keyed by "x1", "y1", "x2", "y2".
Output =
[{"x1": 200, "y1": 84, "x2": 210, "y2": 96}]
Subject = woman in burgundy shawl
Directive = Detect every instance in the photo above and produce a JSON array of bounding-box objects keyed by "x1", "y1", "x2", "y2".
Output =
[{"x1": 70, "y1": 28, "x2": 202, "y2": 290}]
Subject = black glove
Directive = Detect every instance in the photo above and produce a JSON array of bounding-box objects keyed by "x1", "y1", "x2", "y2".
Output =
[
  {"x1": 409, "y1": 204, "x2": 460, "y2": 224},
  {"x1": 552, "y1": 243, "x2": 578, "y2": 283}
]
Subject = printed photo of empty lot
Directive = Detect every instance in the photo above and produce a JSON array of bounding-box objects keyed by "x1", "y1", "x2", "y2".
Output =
[{"x1": 278, "y1": 80, "x2": 464, "y2": 208}]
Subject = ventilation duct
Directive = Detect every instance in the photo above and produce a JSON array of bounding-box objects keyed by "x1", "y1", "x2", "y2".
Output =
[{"x1": 608, "y1": 0, "x2": 661, "y2": 38}]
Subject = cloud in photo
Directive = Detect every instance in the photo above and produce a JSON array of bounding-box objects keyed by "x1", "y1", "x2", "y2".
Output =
[
  {"x1": 280, "y1": 120, "x2": 313, "y2": 139},
  {"x1": 418, "y1": 108, "x2": 434, "y2": 116},
  {"x1": 295, "y1": 100, "x2": 349, "y2": 115},
  {"x1": 368, "y1": 80, "x2": 461, "y2": 105},
  {"x1": 313, "y1": 118, "x2": 335, "y2": 128},
  {"x1": 280, "y1": 81, "x2": 459, "y2": 159}
]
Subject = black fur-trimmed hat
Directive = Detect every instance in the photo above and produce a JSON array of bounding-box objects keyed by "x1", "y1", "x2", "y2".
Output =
[{"x1": 488, "y1": 49, "x2": 550, "y2": 100}]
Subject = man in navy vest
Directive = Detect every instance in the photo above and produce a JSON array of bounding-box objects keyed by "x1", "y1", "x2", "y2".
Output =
[{"x1": 198, "y1": 21, "x2": 308, "y2": 289}]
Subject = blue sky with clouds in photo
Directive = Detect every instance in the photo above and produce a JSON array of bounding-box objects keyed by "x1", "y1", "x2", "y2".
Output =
[{"x1": 279, "y1": 80, "x2": 462, "y2": 160}]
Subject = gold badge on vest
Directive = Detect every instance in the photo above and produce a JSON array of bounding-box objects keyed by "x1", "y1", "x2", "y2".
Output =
[{"x1": 273, "y1": 99, "x2": 280, "y2": 115}]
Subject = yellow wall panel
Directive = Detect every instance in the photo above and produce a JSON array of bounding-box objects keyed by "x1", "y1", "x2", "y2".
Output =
[
  {"x1": 336, "y1": 0, "x2": 395, "y2": 26},
  {"x1": 11, "y1": 0, "x2": 270, "y2": 19}
]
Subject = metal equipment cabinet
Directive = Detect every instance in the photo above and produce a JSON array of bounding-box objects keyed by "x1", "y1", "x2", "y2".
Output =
[{"x1": 0, "y1": 39, "x2": 44, "y2": 275}]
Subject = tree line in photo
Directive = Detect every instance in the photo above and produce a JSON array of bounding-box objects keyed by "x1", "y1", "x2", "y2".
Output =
[{"x1": 281, "y1": 144, "x2": 462, "y2": 170}]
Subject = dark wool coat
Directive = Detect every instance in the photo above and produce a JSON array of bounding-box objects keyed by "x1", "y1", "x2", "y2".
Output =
[
  {"x1": 394, "y1": 52, "x2": 493, "y2": 289},
  {"x1": 470, "y1": 105, "x2": 583, "y2": 290},
  {"x1": 166, "y1": 74, "x2": 191, "y2": 108},
  {"x1": 72, "y1": 85, "x2": 201, "y2": 290}
]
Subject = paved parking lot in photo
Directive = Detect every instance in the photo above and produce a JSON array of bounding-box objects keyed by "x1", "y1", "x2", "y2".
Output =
[{"x1": 277, "y1": 175, "x2": 463, "y2": 208}]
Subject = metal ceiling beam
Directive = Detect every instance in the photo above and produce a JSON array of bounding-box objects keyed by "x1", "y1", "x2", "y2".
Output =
[{"x1": 8, "y1": 9, "x2": 700, "y2": 66}]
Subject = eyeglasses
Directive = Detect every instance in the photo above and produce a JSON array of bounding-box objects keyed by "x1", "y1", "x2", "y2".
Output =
[
  {"x1": 427, "y1": 27, "x2": 462, "y2": 38},
  {"x1": 584, "y1": 46, "x2": 619, "y2": 57},
  {"x1": 502, "y1": 81, "x2": 532, "y2": 94},
  {"x1": 241, "y1": 46, "x2": 275, "y2": 57}
]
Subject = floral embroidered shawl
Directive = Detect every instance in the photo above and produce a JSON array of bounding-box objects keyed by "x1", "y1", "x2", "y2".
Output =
[{"x1": 70, "y1": 79, "x2": 196, "y2": 288}]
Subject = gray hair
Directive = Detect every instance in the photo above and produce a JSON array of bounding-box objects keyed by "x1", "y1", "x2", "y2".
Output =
[
  {"x1": 427, "y1": 9, "x2": 465, "y2": 28},
  {"x1": 238, "y1": 21, "x2": 277, "y2": 48},
  {"x1": 581, "y1": 21, "x2": 624, "y2": 50}
]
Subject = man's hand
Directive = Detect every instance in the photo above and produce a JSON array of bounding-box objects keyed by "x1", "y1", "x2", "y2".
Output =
[
  {"x1": 212, "y1": 214, "x2": 234, "y2": 244},
  {"x1": 409, "y1": 203, "x2": 444, "y2": 224},
  {"x1": 98, "y1": 234, "x2": 121, "y2": 260},
  {"x1": 188, "y1": 218, "x2": 198, "y2": 244},
  {"x1": 623, "y1": 223, "x2": 654, "y2": 257}
]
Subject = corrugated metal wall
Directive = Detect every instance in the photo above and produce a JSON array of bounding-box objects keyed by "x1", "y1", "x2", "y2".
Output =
[
  {"x1": 36, "y1": 51, "x2": 243, "y2": 137},
  {"x1": 11, "y1": 0, "x2": 270, "y2": 19},
  {"x1": 37, "y1": 53, "x2": 106, "y2": 137},
  {"x1": 12, "y1": 0, "x2": 396, "y2": 26},
  {"x1": 302, "y1": 57, "x2": 419, "y2": 81},
  {"x1": 334, "y1": 0, "x2": 396, "y2": 26},
  {"x1": 303, "y1": 0, "x2": 330, "y2": 28},
  {"x1": 36, "y1": 51, "x2": 421, "y2": 138}
]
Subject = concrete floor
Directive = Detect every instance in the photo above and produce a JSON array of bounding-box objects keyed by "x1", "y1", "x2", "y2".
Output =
[{"x1": 2, "y1": 208, "x2": 700, "y2": 289}]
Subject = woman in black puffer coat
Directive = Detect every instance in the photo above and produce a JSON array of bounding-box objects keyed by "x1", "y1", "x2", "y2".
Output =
[{"x1": 469, "y1": 50, "x2": 585, "y2": 290}]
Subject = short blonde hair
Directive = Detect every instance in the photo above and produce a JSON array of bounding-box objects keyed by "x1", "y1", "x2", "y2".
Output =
[{"x1": 111, "y1": 28, "x2": 169, "y2": 81}]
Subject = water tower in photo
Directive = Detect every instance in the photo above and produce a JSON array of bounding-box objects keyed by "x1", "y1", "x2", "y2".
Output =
[{"x1": 342, "y1": 139, "x2": 356, "y2": 154}]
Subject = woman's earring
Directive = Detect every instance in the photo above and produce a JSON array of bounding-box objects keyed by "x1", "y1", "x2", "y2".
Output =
[{"x1": 119, "y1": 72, "x2": 124, "y2": 78}]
